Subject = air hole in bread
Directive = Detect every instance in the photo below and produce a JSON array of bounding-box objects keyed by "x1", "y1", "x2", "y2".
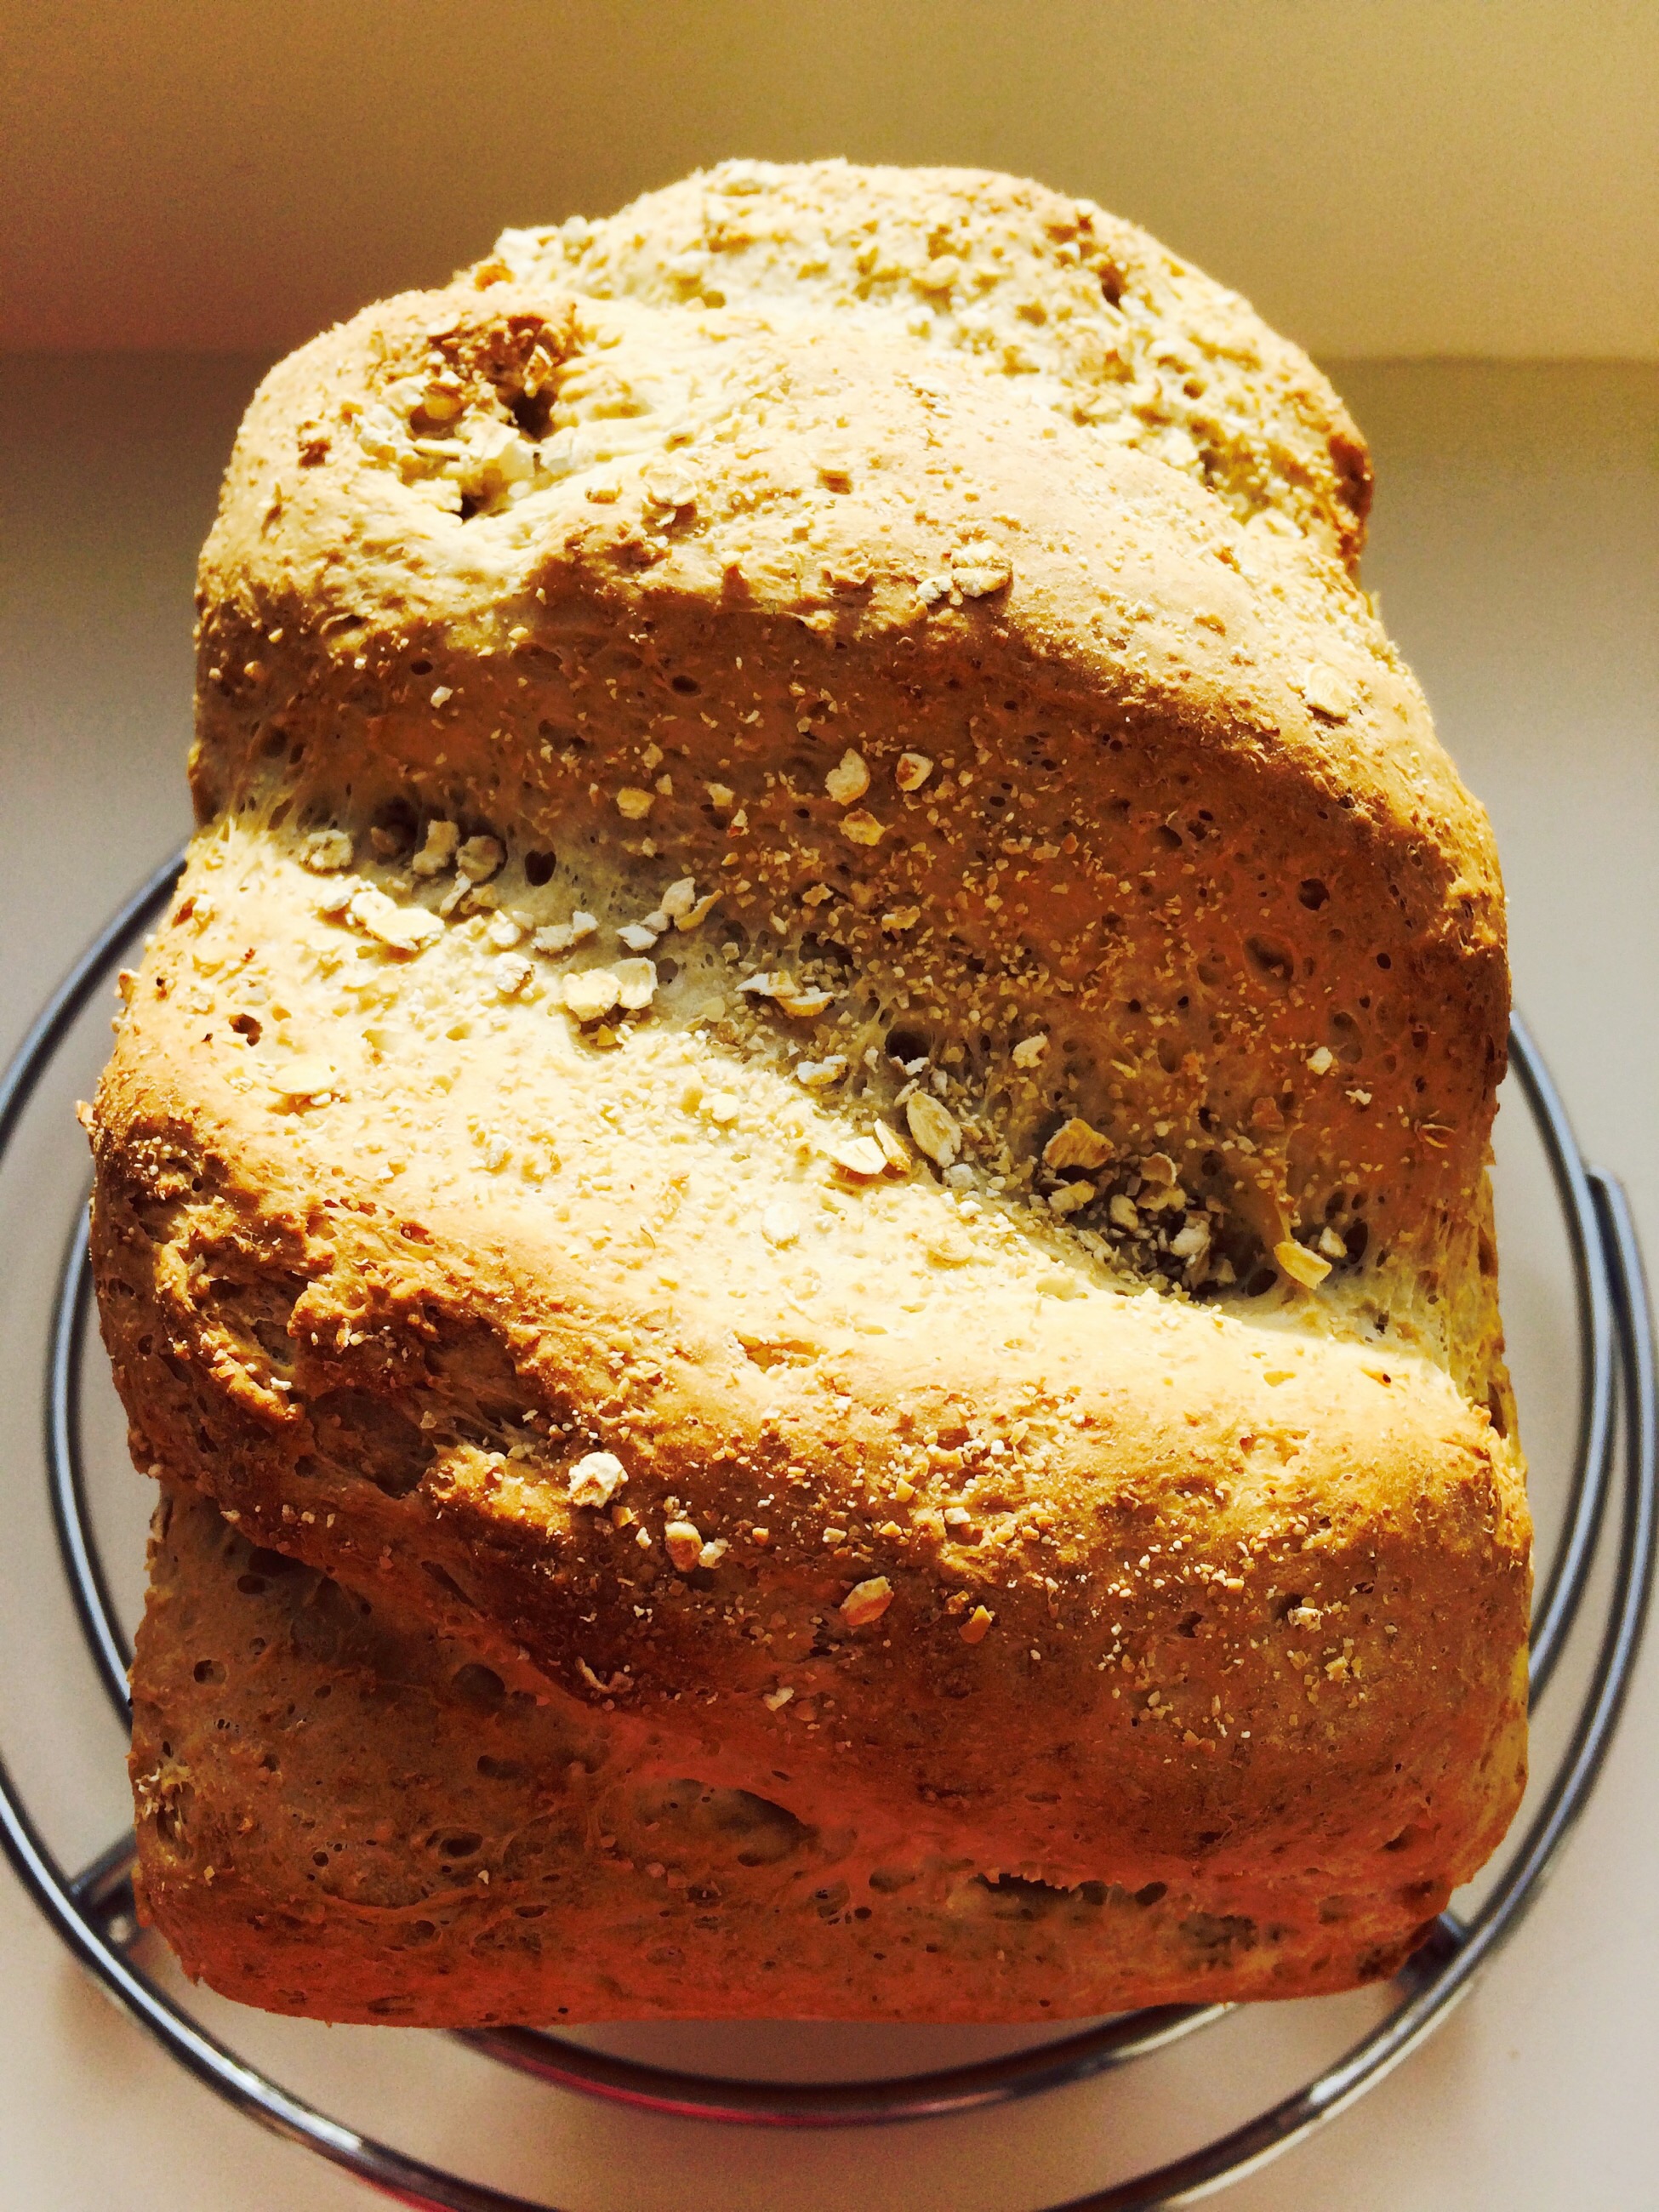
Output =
[
  {"x1": 246, "y1": 1547, "x2": 304, "y2": 1577},
  {"x1": 1180, "y1": 1911, "x2": 1257, "y2": 1955},
  {"x1": 971, "y1": 1873, "x2": 1103, "y2": 1919},
  {"x1": 1245, "y1": 936, "x2": 1293, "y2": 986},
  {"x1": 452, "y1": 1663, "x2": 506, "y2": 1709},
  {"x1": 310, "y1": 1388, "x2": 432, "y2": 1497}
]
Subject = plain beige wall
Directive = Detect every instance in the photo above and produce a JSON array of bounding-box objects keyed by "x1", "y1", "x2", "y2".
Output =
[{"x1": 4, "y1": 0, "x2": 1656, "y2": 359}]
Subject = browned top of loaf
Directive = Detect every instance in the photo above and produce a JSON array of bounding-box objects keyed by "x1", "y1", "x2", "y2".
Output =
[{"x1": 489, "y1": 158, "x2": 1373, "y2": 567}]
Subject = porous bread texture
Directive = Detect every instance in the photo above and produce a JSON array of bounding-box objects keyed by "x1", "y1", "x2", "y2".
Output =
[
  {"x1": 488, "y1": 158, "x2": 1373, "y2": 570},
  {"x1": 94, "y1": 162, "x2": 1530, "y2": 2021},
  {"x1": 133, "y1": 1486, "x2": 1475, "y2": 2024}
]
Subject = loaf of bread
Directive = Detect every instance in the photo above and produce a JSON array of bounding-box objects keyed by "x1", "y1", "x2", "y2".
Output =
[{"x1": 94, "y1": 161, "x2": 1530, "y2": 2024}]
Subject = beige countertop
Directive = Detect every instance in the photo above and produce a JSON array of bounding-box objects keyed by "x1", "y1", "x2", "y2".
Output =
[{"x1": 0, "y1": 354, "x2": 1654, "y2": 2210}]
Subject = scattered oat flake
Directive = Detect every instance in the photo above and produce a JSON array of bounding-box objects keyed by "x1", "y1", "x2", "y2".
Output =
[
  {"x1": 614, "y1": 956, "x2": 657, "y2": 1010},
  {"x1": 743, "y1": 973, "x2": 835, "y2": 1012},
  {"x1": 906, "y1": 1092, "x2": 961, "y2": 1167},
  {"x1": 960, "y1": 1605, "x2": 995, "y2": 1645},
  {"x1": 950, "y1": 546, "x2": 1012, "y2": 597},
  {"x1": 641, "y1": 462, "x2": 696, "y2": 510},
  {"x1": 1306, "y1": 1045, "x2": 1335, "y2": 1075},
  {"x1": 617, "y1": 921, "x2": 659, "y2": 953},
  {"x1": 841, "y1": 1576, "x2": 893, "y2": 1628},
  {"x1": 1012, "y1": 1035, "x2": 1048, "y2": 1069},
  {"x1": 1048, "y1": 1180, "x2": 1094, "y2": 1216},
  {"x1": 896, "y1": 752, "x2": 934, "y2": 793},
  {"x1": 563, "y1": 968, "x2": 623, "y2": 1022},
  {"x1": 348, "y1": 886, "x2": 443, "y2": 953},
  {"x1": 411, "y1": 819, "x2": 460, "y2": 876},
  {"x1": 567, "y1": 1451, "x2": 627, "y2": 1508},
  {"x1": 266, "y1": 1057, "x2": 334, "y2": 1098},
  {"x1": 492, "y1": 952, "x2": 533, "y2": 996},
  {"x1": 1301, "y1": 664, "x2": 1354, "y2": 720},
  {"x1": 674, "y1": 892, "x2": 721, "y2": 932},
  {"x1": 706, "y1": 783, "x2": 736, "y2": 810},
  {"x1": 830, "y1": 1134, "x2": 886, "y2": 1177},
  {"x1": 1275, "y1": 1240, "x2": 1332, "y2": 1289},
  {"x1": 874, "y1": 1121, "x2": 911, "y2": 1172},
  {"x1": 840, "y1": 809, "x2": 885, "y2": 847},
  {"x1": 825, "y1": 750, "x2": 870, "y2": 805},
  {"x1": 664, "y1": 1519, "x2": 703, "y2": 1571},
  {"x1": 456, "y1": 835, "x2": 504, "y2": 884},
  {"x1": 1043, "y1": 1117, "x2": 1112, "y2": 1171},
  {"x1": 299, "y1": 829, "x2": 354, "y2": 873},
  {"x1": 659, "y1": 878, "x2": 698, "y2": 919},
  {"x1": 487, "y1": 911, "x2": 523, "y2": 949},
  {"x1": 763, "y1": 1685, "x2": 795, "y2": 1712},
  {"x1": 616, "y1": 787, "x2": 654, "y2": 821},
  {"x1": 533, "y1": 911, "x2": 598, "y2": 955},
  {"x1": 795, "y1": 1055, "x2": 847, "y2": 1089}
]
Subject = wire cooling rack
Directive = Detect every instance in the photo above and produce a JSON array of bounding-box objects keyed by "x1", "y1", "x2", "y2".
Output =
[{"x1": 0, "y1": 852, "x2": 1652, "y2": 2212}]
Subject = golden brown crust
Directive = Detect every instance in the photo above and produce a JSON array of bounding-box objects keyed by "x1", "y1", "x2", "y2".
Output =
[
  {"x1": 489, "y1": 158, "x2": 1374, "y2": 567},
  {"x1": 95, "y1": 162, "x2": 1529, "y2": 2024},
  {"x1": 132, "y1": 1487, "x2": 1474, "y2": 2024}
]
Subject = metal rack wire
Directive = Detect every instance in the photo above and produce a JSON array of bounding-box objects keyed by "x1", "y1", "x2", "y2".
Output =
[{"x1": 0, "y1": 853, "x2": 1652, "y2": 2211}]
